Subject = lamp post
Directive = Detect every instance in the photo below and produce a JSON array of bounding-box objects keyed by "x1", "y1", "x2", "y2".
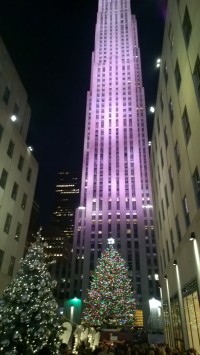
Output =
[
  {"x1": 173, "y1": 261, "x2": 189, "y2": 349},
  {"x1": 164, "y1": 275, "x2": 175, "y2": 347},
  {"x1": 189, "y1": 233, "x2": 200, "y2": 296}
]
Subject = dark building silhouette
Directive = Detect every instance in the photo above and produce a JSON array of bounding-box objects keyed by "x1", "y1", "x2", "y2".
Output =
[{"x1": 52, "y1": 171, "x2": 80, "y2": 240}]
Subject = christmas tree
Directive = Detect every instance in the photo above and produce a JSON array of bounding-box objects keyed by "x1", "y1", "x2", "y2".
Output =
[
  {"x1": 81, "y1": 238, "x2": 136, "y2": 329},
  {"x1": 0, "y1": 228, "x2": 63, "y2": 354}
]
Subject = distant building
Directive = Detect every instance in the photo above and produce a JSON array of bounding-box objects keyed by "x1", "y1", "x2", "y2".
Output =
[
  {"x1": 41, "y1": 225, "x2": 71, "y2": 303},
  {"x1": 52, "y1": 171, "x2": 80, "y2": 240},
  {"x1": 24, "y1": 200, "x2": 40, "y2": 255},
  {"x1": 150, "y1": 1, "x2": 200, "y2": 351},
  {"x1": 0, "y1": 37, "x2": 38, "y2": 295},
  {"x1": 42, "y1": 171, "x2": 80, "y2": 304}
]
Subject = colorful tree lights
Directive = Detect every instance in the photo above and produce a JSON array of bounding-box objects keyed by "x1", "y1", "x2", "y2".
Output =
[
  {"x1": 0, "y1": 229, "x2": 63, "y2": 354},
  {"x1": 81, "y1": 243, "x2": 136, "y2": 329}
]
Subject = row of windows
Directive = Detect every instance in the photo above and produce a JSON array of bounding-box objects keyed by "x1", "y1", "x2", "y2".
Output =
[
  {"x1": 156, "y1": 162, "x2": 200, "y2": 250},
  {"x1": 0, "y1": 167, "x2": 31, "y2": 194},
  {"x1": 2, "y1": 85, "x2": 19, "y2": 117},
  {"x1": 168, "y1": 10, "x2": 200, "y2": 104}
]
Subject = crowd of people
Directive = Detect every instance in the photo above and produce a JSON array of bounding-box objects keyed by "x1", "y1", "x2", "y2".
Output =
[
  {"x1": 75, "y1": 341, "x2": 198, "y2": 355},
  {"x1": 35, "y1": 340, "x2": 198, "y2": 355}
]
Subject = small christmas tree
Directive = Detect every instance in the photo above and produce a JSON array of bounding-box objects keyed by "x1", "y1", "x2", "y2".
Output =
[
  {"x1": 81, "y1": 238, "x2": 137, "y2": 329},
  {"x1": 0, "y1": 228, "x2": 63, "y2": 354}
]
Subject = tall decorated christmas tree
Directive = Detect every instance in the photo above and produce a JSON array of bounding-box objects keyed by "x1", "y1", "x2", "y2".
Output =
[
  {"x1": 81, "y1": 238, "x2": 137, "y2": 329},
  {"x1": 0, "y1": 228, "x2": 63, "y2": 354}
]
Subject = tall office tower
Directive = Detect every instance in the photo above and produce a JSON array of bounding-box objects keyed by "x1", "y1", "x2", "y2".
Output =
[
  {"x1": 44, "y1": 171, "x2": 79, "y2": 304},
  {"x1": 52, "y1": 171, "x2": 80, "y2": 240},
  {"x1": 70, "y1": 0, "x2": 159, "y2": 328},
  {"x1": 0, "y1": 37, "x2": 38, "y2": 295},
  {"x1": 150, "y1": 0, "x2": 200, "y2": 351}
]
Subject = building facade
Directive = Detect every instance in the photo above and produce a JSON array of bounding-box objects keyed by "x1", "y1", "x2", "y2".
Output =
[
  {"x1": 41, "y1": 171, "x2": 79, "y2": 304},
  {"x1": 150, "y1": 0, "x2": 200, "y2": 351},
  {"x1": 52, "y1": 171, "x2": 80, "y2": 240},
  {"x1": 0, "y1": 37, "x2": 38, "y2": 295},
  {"x1": 69, "y1": 0, "x2": 159, "y2": 328}
]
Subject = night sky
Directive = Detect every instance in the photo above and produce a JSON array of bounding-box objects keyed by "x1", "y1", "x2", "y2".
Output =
[{"x1": 0, "y1": 0, "x2": 166, "y2": 225}]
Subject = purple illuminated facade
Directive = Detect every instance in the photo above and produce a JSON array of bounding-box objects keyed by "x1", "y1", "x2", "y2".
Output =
[{"x1": 70, "y1": 0, "x2": 159, "y2": 327}]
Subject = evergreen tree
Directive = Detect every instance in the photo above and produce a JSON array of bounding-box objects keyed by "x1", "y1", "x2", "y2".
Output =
[
  {"x1": 81, "y1": 239, "x2": 136, "y2": 329},
  {"x1": 0, "y1": 228, "x2": 63, "y2": 354}
]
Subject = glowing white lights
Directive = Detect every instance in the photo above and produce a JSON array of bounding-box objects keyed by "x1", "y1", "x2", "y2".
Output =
[
  {"x1": 149, "y1": 298, "x2": 161, "y2": 309},
  {"x1": 28, "y1": 146, "x2": 33, "y2": 152},
  {"x1": 107, "y1": 237, "x2": 115, "y2": 245},
  {"x1": 11, "y1": 115, "x2": 17, "y2": 122},
  {"x1": 156, "y1": 58, "x2": 161, "y2": 68},
  {"x1": 149, "y1": 106, "x2": 155, "y2": 113}
]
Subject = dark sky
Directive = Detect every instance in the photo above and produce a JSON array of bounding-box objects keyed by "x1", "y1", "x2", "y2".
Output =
[{"x1": 0, "y1": 0, "x2": 165, "y2": 225}]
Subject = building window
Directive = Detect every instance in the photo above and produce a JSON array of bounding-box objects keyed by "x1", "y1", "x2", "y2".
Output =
[
  {"x1": 3, "y1": 86, "x2": 10, "y2": 106},
  {"x1": 174, "y1": 141, "x2": 181, "y2": 171},
  {"x1": 11, "y1": 182, "x2": 19, "y2": 200},
  {"x1": 169, "y1": 166, "x2": 174, "y2": 192},
  {"x1": 160, "y1": 149, "x2": 164, "y2": 168},
  {"x1": 15, "y1": 223, "x2": 22, "y2": 241},
  {"x1": 165, "y1": 185, "x2": 169, "y2": 208},
  {"x1": 13, "y1": 103, "x2": 19, "y2": 116},
  {"x1": 0, "y1": 123, "x2": 4, "y2": 141},
  {"x1": 27, "y1": 168, "x2": 32, "y2": 182},
  {"x1": 175, "y1": 215, "x2": 181, "y2": 242},
  {"x1": 192, "y1": 167, "x2": 200, "y2": 207},
  {"x1": 8, "y1": 256, "x2": 15, "y2": 277},
  {"x1": 4, "y1": 213, "x2": 12, "y2": 234},
  {"x1": 157, "y1": 116, "x2": 160, "y2": 134},
  {"x1": 170, "y1": 229, "x2": 175, "y2": 253},
  {"x1": 183, "y1": 195, "x2": 190, "y2": 227},
  {"x1": 161, "y1": 199, "x2": 165, "y2": 220},
  {"x1": 21, "y1": 193, "x2": 27, "y2": 210},
  {"x1": 0, "y1": 169, "x2": 8, "y2": 189},
  {"x1": 169, "y1": 97, "x2": 174, "y2": 123},
  {"x1": 0, "y1": 249, "x2": 4, "y2": 271},
  {"x1": 164, "y1": 127, "x2": 168, "y2": 147},
  {"x1": 175, "y1": 60, "x2": 181, "y2": 92},
  {"x1": 183, "y1": 6, "x2": 192, "y2": 48},
  {"x1": 7, "y1": 140, "x2": 15, "y2": 158},
  {"x1": 18, "y1": 155, "x2": 24, "y2": 171},
  {"x1": 193, "y1": 55, "x2": 200, "y2": 104},
  {"x1": 182, "y1": 107, "x2": 191, "y2": 144}
]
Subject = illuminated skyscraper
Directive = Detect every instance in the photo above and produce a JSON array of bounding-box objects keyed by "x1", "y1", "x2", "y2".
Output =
[{"x1": 70, "y1": 0, "x2": 159, "y2": 328}]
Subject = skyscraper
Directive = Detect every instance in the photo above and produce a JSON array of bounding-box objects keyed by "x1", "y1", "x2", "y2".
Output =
[
  {"x1": 150, "y1": 1, "x2": 200, "y2": 350},
  {"x1": 70, "y1": 0, "x2": 159, "y2": 328},
  {"x1": 52, "y1": 171, "x2": 80, "y2": 240}
]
